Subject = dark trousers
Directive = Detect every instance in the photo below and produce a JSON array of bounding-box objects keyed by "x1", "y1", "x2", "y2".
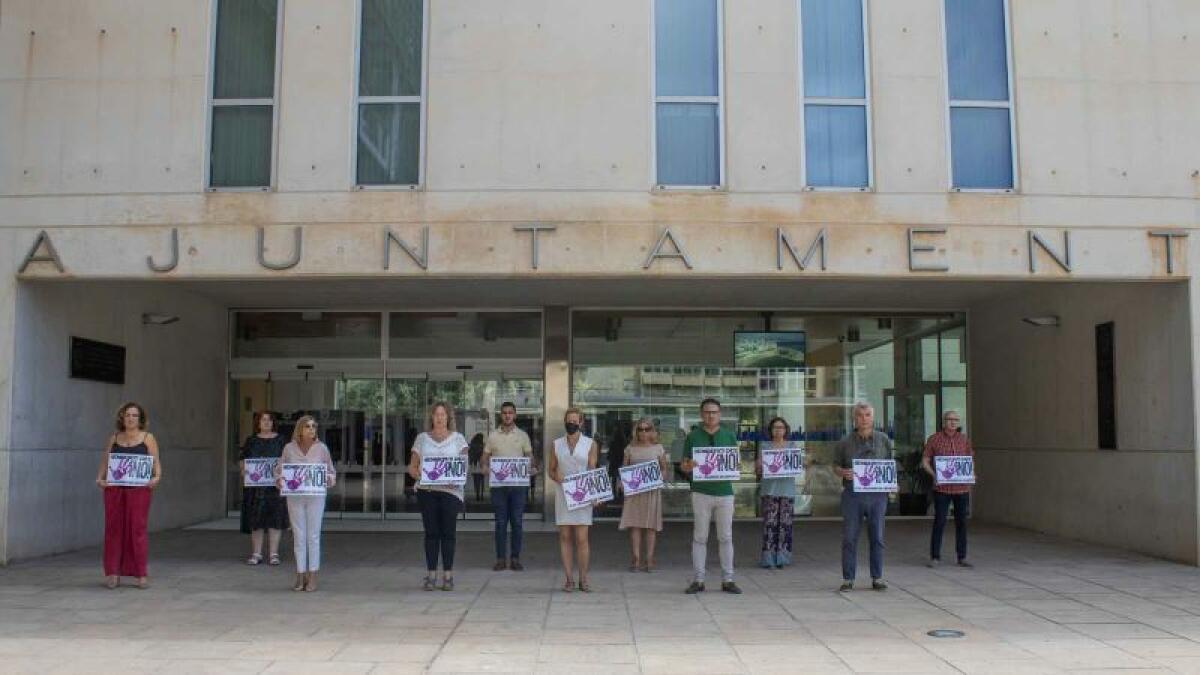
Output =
[
  {"x1": 931, "y1": 492, "x2": 970, "y2": 561},
  {"x1": 491, "y1": 486, "x2": 527, "y2": 560},
  {"x1": 841, "y1": 491, "x2": 887, "y2": 581},
  {"x1": 418, "y1": 490, "x2": 459, "y2": 571}
]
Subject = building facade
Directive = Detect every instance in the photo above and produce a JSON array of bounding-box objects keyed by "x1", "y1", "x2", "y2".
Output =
[{"x1": 1, "y1": 0, "x2": 1198, "y2": 563}]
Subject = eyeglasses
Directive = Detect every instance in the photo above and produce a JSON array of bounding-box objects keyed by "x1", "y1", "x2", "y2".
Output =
[
  {"x1": 701, "y1": 409, "x2": 720, "y2": 415},
  {"x1": 636, "y1": 426, "x2": 652, "y2": 432}
]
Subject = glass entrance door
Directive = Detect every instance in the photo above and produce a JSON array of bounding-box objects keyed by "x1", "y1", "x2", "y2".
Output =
[
  {"x1": 228, "y1": 369, "x2": 384, "y2": 519},
  {"x1": 384, "y1": 370, "x2": 545, "y2": 518}
]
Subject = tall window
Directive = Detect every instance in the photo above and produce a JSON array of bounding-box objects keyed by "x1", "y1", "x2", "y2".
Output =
[
  {"x1": 356, "y1": 0, "x2": 424, "y2": 187},
  {"x1": 654, "y1": 0, "x2": 722, "y2": 188},
  {"x1": 209, "y1": 0, "x2": 279, "y2": 190},
  {"x1": 944, "y1": 0, "x2": 1014, "y2": 190},
  {"x1": 800, "y1": 0, "x2": 871, "y2": 189}
]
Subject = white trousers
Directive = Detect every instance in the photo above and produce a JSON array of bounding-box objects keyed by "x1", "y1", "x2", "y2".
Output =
[
  {"x1": 691, "y1": 493, "x2": 735, "y2": 583},
  {"x1": 286, "y1": 495, "x2": 325, "y2": 572}
]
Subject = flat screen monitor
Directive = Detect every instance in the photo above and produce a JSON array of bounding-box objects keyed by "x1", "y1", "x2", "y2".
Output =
[{"x1": 733, "y1": 331, "x2": 806, "y2": 368}]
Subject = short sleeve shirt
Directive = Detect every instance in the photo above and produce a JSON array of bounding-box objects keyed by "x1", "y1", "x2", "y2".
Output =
[
  {"x1": 683, "y1": 425, "x2": 739, "y2": 497},
  {"x1": 922, "y1": 430, "x2": 973, "y2": 495},
  {"x1": 484, "y1": 427, "x2": 533, "y2": 459},
  {"x1": 833, "y1": 431, "x2": 893, "y2": 490}
]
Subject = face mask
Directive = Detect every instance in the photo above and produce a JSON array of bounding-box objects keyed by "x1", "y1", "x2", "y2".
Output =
[{"x1": 564, "y1": 422, "x2": 581, "y2": 435}]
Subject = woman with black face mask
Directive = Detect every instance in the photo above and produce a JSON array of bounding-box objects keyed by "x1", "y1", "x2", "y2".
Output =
[{"x1": 548, "y1": 407, "x2": 598, "y2": 592}]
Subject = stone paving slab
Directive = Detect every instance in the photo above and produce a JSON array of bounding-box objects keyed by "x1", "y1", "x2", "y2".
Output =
[{"x1": 2, "y1": 521, "x2": 1200, "y2": 673}]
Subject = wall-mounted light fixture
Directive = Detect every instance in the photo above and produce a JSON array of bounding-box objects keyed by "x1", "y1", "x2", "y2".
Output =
[
  {"x1": 141, "y1": 313, "x2": 179, "y2": 325},
  {"x1": 1021, "y1": 315, "x2": 1060, "y2": 328}
]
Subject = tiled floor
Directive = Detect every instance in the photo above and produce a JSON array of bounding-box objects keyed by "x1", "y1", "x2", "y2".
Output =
[{"x1": 2, "y1": 520, "x2": 1200, "y2": 673}]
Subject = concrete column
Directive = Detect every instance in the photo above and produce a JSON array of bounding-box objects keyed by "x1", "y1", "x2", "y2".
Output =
[
  {"x1": 1189, "y1": 238, "x2": 1200, "y2": 565},
  {"x1": 0, "y1": 229, "x2": 16, "y2": 563},
  {"x1": 542, "y1": 307, "x2": 570, "y2": 523}
]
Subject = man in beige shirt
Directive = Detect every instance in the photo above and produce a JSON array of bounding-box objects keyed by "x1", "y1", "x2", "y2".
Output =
[{"x1": 483, "y1": 402, "x2": 535, "y2": 570}]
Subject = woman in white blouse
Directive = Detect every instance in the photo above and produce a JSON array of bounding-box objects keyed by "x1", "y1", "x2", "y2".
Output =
[
  {"x1": 549, "y1": 407, "x2": 599, "y2": 592},
  {"x1": 407, "y1": 401, "x2": 469, "y2": 591}
]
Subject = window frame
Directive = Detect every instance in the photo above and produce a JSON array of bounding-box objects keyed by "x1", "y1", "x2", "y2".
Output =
[
  {"x1": 940, "y1": 0, "x2": 1019, "y2": 193},
  {"x1": 650, "y1": 0, "x2": 726, "y2": 191},
  {"x1": 350, "y1": 0, "x2": 430, "y2": 191},
  {"x1": 205, "y1": 0, "x2": 284, "y2": 192},
  {"x1": 796, "y1": 0, "x2": 874, "y2": 192}
]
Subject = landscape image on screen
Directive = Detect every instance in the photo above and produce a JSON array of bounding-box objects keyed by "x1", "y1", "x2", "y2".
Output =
[{"x1": 734, "y1": 332, "x2": 806, "y2": 368}]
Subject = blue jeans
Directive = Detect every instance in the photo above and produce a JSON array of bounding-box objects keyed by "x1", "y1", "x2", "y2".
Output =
[
  {"x1": 931, "y1": 492, "x2": 969, "y2": 561},
  {"x1": 491, "y1": 486, "x2": 526, "y2": 560},
  {"x1": 841, "y1": 491, "x2": 887, "y2": 581}
]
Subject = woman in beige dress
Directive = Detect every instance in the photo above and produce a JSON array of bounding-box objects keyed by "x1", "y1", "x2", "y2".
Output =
[{"x1": 618, "y1": 417, "x2": 668, "y2": 572}]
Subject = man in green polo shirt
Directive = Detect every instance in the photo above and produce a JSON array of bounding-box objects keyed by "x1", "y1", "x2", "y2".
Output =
[{"x1": 679, "y1": 398, "x2": 742, "y2": 594}]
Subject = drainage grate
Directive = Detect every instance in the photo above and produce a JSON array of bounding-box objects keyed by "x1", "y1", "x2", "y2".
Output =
[{"x1": 927, "y1": 629, "x2": 966, "y2": 638}]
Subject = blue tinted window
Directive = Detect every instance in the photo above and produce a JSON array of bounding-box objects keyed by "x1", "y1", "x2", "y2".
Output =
[
  {"x1": 805, "y1": 105, "x2": 868, "y2": 188},
  {"x1": 655, "y1": 0, "x2": 719, "y2": 96},
  {"x1": 945, "y1": 0, "x2": 1009, "y2": 101},
  {"x1": 802, "y1": 0, "x2": 865, "y2": 99},
  {"x1": 656, "y1": 103, "x2": 720, "y2": 186},
  {"x1": 950, "y1": 107, "x2": 1013, "y2": 189}
]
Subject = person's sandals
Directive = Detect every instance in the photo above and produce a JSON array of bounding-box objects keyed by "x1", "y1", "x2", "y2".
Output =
[
  {"x1": 104, "y1": 576, "x2": 118, "y2": 589},
  {"x1": 246, "y1": 553, "x2": 263, "y2": 566},
  {"x1": 629, "y1": 558, "x2": 640, "y2": 573},
  {"x1": 304, "y1": 575, "x2": 318, "y2": 592},
  {"x1": 644, "y1": 560, "x2": 656, "y2": 573},
  {"x1": 562, "y1": 578, "x2": 575, "y2": 592},
  {"x1": 577, "y1": 580, "x2": 592, "y2": 593},
  {"x1": 423, "y1": 576, "x2": 436, "y2": 591},
  {"x1": 268, "y1": 553, "x2": 281, "y2": 566},
  {"x1": 136, "y1": 577, "x2": 150, "y2": 590},
  {"x1": 441, "y1": 577, "x2": 454, "y2": 592},
  {"x1": 292, "y1": 575, "x2": 306, "y2": 592}
]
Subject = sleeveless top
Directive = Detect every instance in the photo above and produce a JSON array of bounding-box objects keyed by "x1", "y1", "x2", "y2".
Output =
[
  {"x1": 415, "y1": 431, "x2": 468, "y2": 502},
  {"x1": 553, "y1": 434, "x2": 593, "y2": 478},
  {"x1": 111, "y1": 434, "x2": 149, "y2": 455},
  {"x1": 240, "y1": 434, "x2": 285, "y2": 460}
]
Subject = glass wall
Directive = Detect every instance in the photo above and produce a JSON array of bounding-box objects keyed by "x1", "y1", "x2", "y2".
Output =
[
  {"x1": 227, "y1": 310, "x2": 544, "y2": 519},
  {"x1": 572, "y1": 312, "x2": 967, "y2": 519}
]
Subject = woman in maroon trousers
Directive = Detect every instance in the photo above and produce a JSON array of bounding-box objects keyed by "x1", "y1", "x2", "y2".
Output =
[{"x1": 94, "y1": 402, "x2": 162, "y2": 589}]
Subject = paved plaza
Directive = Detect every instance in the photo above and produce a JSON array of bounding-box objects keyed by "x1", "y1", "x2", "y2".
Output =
[{"x1": 3, "y1": 520, "x2": 1200, "y2": 674}]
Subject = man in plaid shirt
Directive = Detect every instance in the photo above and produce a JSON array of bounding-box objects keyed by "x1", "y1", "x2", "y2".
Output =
[{"x1": 921, "y1": 410, "x2": 974, "y2": 567}]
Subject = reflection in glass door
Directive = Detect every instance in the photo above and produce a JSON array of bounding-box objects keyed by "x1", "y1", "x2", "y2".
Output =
[
  {"x1": 384, "y1": 373, "x2": 544, "y2": 518},
  {"x1": 228, "y1": 371, "x2": 383, "y2": 519}
]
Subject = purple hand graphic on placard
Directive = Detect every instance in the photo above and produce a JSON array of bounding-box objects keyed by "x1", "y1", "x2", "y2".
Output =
[
  {"x1": 696, "y1": 454, "x2": 718, "y2": 477},
  {"x1": 766, "y1": 451, "x2": 786, "y2": 474},
  {"x1": 940, "y1": 466, "x2": 957, "y2": 481},
  {"x1": 625, "y1": 474, "x2": 643, "y2": 490},
  {"x1": 285, "y1": 468, "x2": 302, "y2": 491},
  {"x1": 423, "y1": 459, "x2": 446, "y2": 481},
  {"x1": 492, "y1": 465, "x2": 510, "y2": 482},
  {"x1": 249, "y1": 468, "x2": 263, "y2": 482},
  {"x1": 568, "y1": 480, "x2": 587, "y2": 503},
  {"x1": 856, "y1": 471, "x2": 874, "y2": 488}
]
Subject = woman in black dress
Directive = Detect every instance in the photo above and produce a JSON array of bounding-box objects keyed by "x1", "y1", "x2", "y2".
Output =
[{"x1": 240, "y1": 411, "x2": 288, "y2": 565}]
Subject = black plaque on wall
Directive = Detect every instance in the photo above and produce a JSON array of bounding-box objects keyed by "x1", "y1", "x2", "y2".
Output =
[
  {"x1": 70, "y1": 337, "x2": 126, "y2": 384},
  {"x1": 1095, "y1": 322, "x2": 1116, "y2": 450}
]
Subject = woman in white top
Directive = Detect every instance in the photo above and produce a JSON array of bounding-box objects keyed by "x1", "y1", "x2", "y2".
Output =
[
  {"x1": 407, "y1": 401, "x2": 469, "y2": 591},
  {"x1": 548, "y1": 407, "x2": 599, "y2": 592},
  {"x1": 274, "y1": 415, "x2": 336, "y2": 592}
]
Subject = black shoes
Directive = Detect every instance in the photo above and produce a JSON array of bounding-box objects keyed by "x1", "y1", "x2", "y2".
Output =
[
  {"x1": 685, "y1": 581, "x2": 706, "y2": 594},
  {"x1": 509, "y1": 559, "x2": 524, "y2": 571},
  {"x1": 838, "y1": 581, "x2": 853, "y2": 592},
  {"x1": 721, "y1": 581, "x2": 742, "y2": 594},
  {"x1": 492, "y1": 559, "x2": 506, "y2": 571},
  {"x1": 871, "y1": 579, "x2": 888, "y2": 591}
]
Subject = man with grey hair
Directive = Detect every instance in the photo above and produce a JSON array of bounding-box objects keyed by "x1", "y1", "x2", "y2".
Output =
[
  {"x1": 921, "y1": 409, "x2": 974, "y2": 567},
  {"x1": 833, "y1": 401, "x2": 893, "y2": 592}
]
